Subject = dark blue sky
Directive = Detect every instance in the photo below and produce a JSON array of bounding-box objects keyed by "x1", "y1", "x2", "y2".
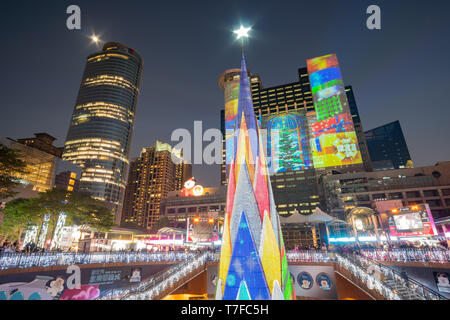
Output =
[{"x1": 1, "y1": 0, "x2": 449, "y2": 186}]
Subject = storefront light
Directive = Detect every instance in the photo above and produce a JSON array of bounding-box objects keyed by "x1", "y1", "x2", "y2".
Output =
[
  {"x1": 358, "y1": 236, "x2": 377, "y2": 242},
  {"x1": 329, "y1": 237, "x2": 356, "y2": 242}
]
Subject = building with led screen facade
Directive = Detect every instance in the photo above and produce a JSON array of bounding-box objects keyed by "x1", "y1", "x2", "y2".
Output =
[
  {"x1": 306, "y1": 54, "x2": 363, "y2": 170},
  {"x1": 62, "y1": 42, "x2": 143, "y2": 222}
]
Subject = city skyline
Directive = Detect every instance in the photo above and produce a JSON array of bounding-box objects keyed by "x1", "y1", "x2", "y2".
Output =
[{"x1": 1, "y1": 0, "x2": 450, "y2": 187}]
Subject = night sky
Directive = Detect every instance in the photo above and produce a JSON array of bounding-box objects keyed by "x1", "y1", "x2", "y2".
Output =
[{"x1": 1, "y1": 0, "x2": 450, "y2": 187}]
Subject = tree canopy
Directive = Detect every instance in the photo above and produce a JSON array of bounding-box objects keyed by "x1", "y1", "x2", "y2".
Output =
[
  {"x1": 0, "y1": 143, "x2": 28, "y2": 200},
  {"x1": 0, "y1": 197, "x2": 42, "y2": 241},
  {"x1": 0, "y1": 188, "x2": 114, "y2": 243}
]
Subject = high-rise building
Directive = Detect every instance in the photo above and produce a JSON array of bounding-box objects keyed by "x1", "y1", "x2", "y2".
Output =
[
  {"x1": 219, "y1": 55, "x2": 369, "y2": 216},
  {"x1": 54, "y1": 171, "x2": 79, "y2": 192},
  {"x1": 364, "y1": 120, "x2": 412, "y2": 171},
  {"x1": 0, "y1": 137, "x2": 81, "y2": 196},
  {"x1": 17, "y1": 133, "x2": 63, "y2": 158},
  {"x1": 0, "y1": 137, "x2": 57, "y2": 193},
  {"x1": 62, "y1": 42, "x2": 143, "y2": 223},
  {"x1": 345, "y1": 86, "x2": 372, "y2": 172},
  {"x1": 121, "y1": 141, "x2": 191, "y2": 230}
]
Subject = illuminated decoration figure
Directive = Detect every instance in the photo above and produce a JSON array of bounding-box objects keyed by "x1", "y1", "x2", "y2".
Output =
[
  {"x1": 182, "y1": 178, "x2": 205, "y2": 197},
  {"x1": 216, "y1": 52, "x2": 295, "y2": 300}
]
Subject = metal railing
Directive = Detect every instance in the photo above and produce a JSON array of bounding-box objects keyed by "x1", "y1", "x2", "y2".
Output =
[
  {"x1": 0, "y1": 251, "x2": 200, "y2": 270},
  {"x1": 0, "y1": 250, "x2": 334, "y2": 270},
  {"x1": 286, "y1": 250, "x2": 335, "y2": 263},
  {"x1": 2, "y1": 249, "x2": 446, "y2": 300},
  {"x1": 351, "y1": 253, "x2": 447, "y2": 300},
  {"x1": 335, "y1": 253, "x2": 402, "y2": 300},
  {"x1": 1, "y1": 248, "x2": 447, "y2": 270},
  {"x1": 118, "y1": 252, "x2": 213, "y2": 300},
  {"x1": 359, "y1": 248, "x2": 450, "y2": 264}
]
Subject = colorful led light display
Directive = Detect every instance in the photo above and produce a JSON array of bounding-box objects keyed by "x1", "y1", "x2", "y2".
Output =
[
  {"x1": 307, "y1": 54, "x2": 362, "y2": 168},
  {"x1": 217, "y1": 54, "x2": 294, "y2": 300},
  {"x1": 261, "y1": 111, "x2": 312, "y2": 174},
  {"x1": 224, "y1": 53, "x2": 362, "y2": 175}
]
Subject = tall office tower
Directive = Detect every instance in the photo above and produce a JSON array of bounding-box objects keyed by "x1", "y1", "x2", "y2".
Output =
[
  {"x1": 62, "y1": 42, "x2": 143, "y2": 223},
  {"x1": 121, "y1": 141, "x2": 191, "y2": 230},
  {"x1": 345, "y1": 86, "x2": 372, "y2": 172},
  {"x1": 364, "y1": 120, "x2": 412, "y2": 171}
]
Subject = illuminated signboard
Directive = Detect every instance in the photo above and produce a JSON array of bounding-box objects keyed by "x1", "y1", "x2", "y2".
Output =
[
  {"x1": 393, "y1": 212, "x2": 423, "y2": 232},
  {"x1": 306, "y1": 54, "x2": 362, "y2": 168},
  {"x1": 388, "y1": 204, "x2": 437, "y2": 237},
  {"x1": 260, "y1": 111, "x2": 312, "y2": 174}
]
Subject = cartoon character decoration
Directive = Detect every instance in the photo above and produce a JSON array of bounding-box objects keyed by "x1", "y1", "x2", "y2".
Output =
[
  {"x1": 129, "y1": 268, "x2": 142, "y2": 283},
  {"x1": 182, "y1": 178, "x2": 204, "y2": 197},
  {"x1": 297, "y1": 272, "x2": 313, "y2": 290},
  {"x1": 316, "y1": 273, "x2": 332, "y2": 291},
  {"x1": 435, "y1": 272, "x2": 450, "y2": 293},
  {"x1": 47, "y1": 277, "x2": 65, "y2": 298},
  {"x1": 59, "y1": 285, "x2": 100, "y2": 300},
  {"x1": 0, "y1": 275, "x2": 99, "y2": 300}
]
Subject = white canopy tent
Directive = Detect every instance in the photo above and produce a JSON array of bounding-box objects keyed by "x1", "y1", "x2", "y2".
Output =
[{"x1": 280, "y1": 207, "x2": 346, "y2": 225}]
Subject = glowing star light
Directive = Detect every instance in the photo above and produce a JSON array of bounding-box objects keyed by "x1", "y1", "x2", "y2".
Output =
[
  {"x1": 233, "y1": 26, "x2": 251, "y2": 40},
  {"x1": 91, "y1": 34, "x2": 100, "y2": 43}
]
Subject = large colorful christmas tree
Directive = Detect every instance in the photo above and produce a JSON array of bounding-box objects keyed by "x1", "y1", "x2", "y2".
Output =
[{"x1": 216, "y1": 53, "x2": 296, "y2": 300}]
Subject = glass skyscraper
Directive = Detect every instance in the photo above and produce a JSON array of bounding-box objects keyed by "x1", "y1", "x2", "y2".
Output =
[
  {"x1": 62, "y1": 42, "x2": 143, "y2": 222},
  {"x1": 364, "y1": 120, "x2": 412, "y2": 171}
]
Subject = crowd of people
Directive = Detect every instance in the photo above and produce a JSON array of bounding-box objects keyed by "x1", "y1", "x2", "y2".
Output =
[
  {"x1": 0, "y1": 239, "x2": 59, "y2": 254},
  {"x1": 2, "y1": 236, "x2": 449, "y2": 264},
  {"x1": 0, "y1": 239, "x2": 24, "y2": 253}
]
